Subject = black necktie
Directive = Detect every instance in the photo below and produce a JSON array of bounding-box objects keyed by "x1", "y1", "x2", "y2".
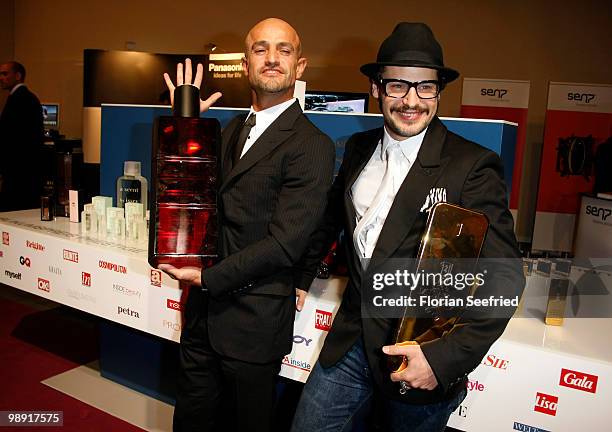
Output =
[{"x1": 232, "y1": 113, "x2": 256, "y2": 166}]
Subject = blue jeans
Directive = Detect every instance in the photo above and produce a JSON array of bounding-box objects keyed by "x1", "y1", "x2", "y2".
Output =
[{"x1": 290, "y1": 339, "x2": 466, "y2": 432}]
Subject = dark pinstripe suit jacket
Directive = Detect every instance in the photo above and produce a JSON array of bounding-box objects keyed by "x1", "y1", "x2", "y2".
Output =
[{"x1": 199, "y1": 100, "x2": 335, "y2": 363}]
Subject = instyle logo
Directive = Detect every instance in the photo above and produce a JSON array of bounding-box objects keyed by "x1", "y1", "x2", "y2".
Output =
[
  {"x1": 163, "y1": 320, "x2": 182, "y2": 332},
  {"x1": 49, "y1": 265, "x2": 62, "y2": 275},
  {"x1": 467, "y1": 380, "x2": 485, "y2": 392},
  {"x1": 19, "y1": 256, "x2": 31, "y2": 267},
  {"x1": 5, "y1": 270, "x2": 21, "y2": 280},
  {"x1": 82, "y1": 272, "x2": 91, "y2": 287},
  {"x1": 63, "y1": 249, "x2": 79, "y2": 263},
  {"x1": 481, "y1": 354, "x2": 510, "y2": 370},
  {"x1": 315, "y1": 309, "x2": 333, "y2": 331},
  {"x1": 26, "y1": 240, "x2": 45, "y2": 251},
  {"x1": 559, "y1": 368, "x2": 598, "y2": 393},
  {"x1": 534, "y1": 393, "x2": 558, "y2": 416},
  {"x1": 112, "y1": 283, "x2": 141, "y2": 298},
  {"x1": 293, "y1": 335, "x2": 313, "y2": 346},
  {"x1": 99, "y1": 260, "x2": 127, "y2": 274},
  {"x1": 481, "y1": 88, "x2": 508, "y2": 98},
  {"x1": 2, "y1": 232, "x2": 9, "y2": 245},
  {"x1": 567, "y1": 92, "x2": 595, "y2": 104},
  {"x1": 282, "y1": 355, "x2": 312, "y2": 372},
  {"x1": 166, "y1": 299, "x2": 182, "y2": 311},
  {"x1": 151, "y1": 269, "x2": 162, "y2": 287},
  {"x1": 513, "y1": 421, "x2": 550, "y2": 432},
  {"x1": 117, "y1": 306, "x2": 140, "y2": 318},
  {"x1": 38, "y1": 278, "x2": 51, "y2": 292}
]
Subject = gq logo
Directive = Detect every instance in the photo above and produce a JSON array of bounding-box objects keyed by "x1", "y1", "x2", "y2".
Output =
[
  {"x1": 586, "y1": 205, "x2": 611, "y2": 221},
  {"x1": 19, "y1": 256, "x2": 31, "y2": 267}
]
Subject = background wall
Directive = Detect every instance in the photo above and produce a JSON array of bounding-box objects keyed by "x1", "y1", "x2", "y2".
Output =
[
  {"x1": 3, "y1": 0, "x2": 612, "y2": 241},
  {"x1": 0, "y1": 0, "x2": 15, "y2": 109}
]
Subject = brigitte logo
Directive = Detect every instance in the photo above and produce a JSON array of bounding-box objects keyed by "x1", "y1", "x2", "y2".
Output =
[
  {"x1": 26, "y1": 240, "x2": 45, "y2": 251},
  {"x1": 19, "y1": 256, "x2": 31, "y2": 267},
  {"x1": 37, "y1": 278, "x2": 50, "y2": 292},
  {"x1": 559, "y1": 368, "x2": 598, "y2": 394},
  {"x1": 534, "y1": 392, "x2": 558, "y2": 416},
  {"x1": 315, "y1": 309, "x2": 333, "y2": 331},
  {"x1": 2, "y1": 232, "x2": 9, "y2": 245},
  {"x1": 151, "y1": 269, "x2": 162, "y2": 287}
]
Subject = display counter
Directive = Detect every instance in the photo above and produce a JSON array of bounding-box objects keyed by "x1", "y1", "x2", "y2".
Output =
[{"x1": 1, "y1": 210, "x2": 610, "y2": 431}]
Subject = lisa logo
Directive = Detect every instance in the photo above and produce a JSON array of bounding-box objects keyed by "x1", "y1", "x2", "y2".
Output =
[
  {"x1": 534, "y1": 392, "x2": 558, "y2": 416},
  {"x1": 151, "y1": 269, "x2": 162, "y2": 287},
  {"x1": 315, "y1": 309, "x2": 333, "y2": 331},
  {"x1": 81, "y1": 272, "x2": 91, "y2": 287},
  {"x1": 2, "y1": 232, "x2": 9, "y2": 245}
]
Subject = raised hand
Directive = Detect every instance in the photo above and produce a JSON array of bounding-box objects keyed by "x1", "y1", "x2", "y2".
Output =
[{"x1": 163, "y1": 58, "x2": 223, "y2": 113}]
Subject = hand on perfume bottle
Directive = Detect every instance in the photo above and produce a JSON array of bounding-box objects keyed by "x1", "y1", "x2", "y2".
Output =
[
  {"x1": 382, "y1": 343, "x2": 438, "y2": 390},
  {"x1": 158, "y1": 264, "x2": 202, "y2": 287},
  {"x1": 163, "y1": 58, "x2": 223, "y2": 113},
  {"x1": 295, "y1": 288, "x2": 307, "y2": 312}
]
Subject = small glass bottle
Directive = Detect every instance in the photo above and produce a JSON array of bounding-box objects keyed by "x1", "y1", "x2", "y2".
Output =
[{"x1": 117, "y1": 161, "x2": 148, "y2": 215}]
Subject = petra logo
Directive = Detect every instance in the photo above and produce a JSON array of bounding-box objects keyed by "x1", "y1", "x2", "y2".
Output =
[
  {"x1": 63, "y1": 249, "x2": 79, "y2": 263},
  {"x1": 513, "y1": 421, "x2": 550, "y2": 432},
  {"x1": 559, "y1": 368, "x2": 598, "y2": 393},
  {"x1": 5, "y1": 270, "x2": 21, "y2": 280},
  {"x1": 481, "y1": 354, "x2": 510, "y2": 370},
  {"x1": 37, "y1": 278, "x2": 50, "y2": 292},
  {"x1": 293, "y1": 335, "x2": 313, "y2": 346},
  {"x1": 2, "y1": 232, "x2": 9, "y2": 245},
  {"x1": 282, "y1": 355, "x2": 312, "y2": 372},
  {"x1": 26, "y1": 240, "x2": 45, "y2": 251},
  {"x1": 567, "y1": 92, "x2": 595, "y2": 103},
  {"x1": 315, "y1": 309, "x2": 333, "y2": 331},
  {"x1": 585, "y1": 205, "x2": 611, "y2": 222},
  {"x1": 99, "y1": 260, "x2": 127, "y2": 274},
  {"x1": 167, "y1": 299, "x2": 182, "y2": 311},
  {"x1": 151, "y1": 269, "x2": 162, "y2": 287},
  {"x1": 163, "y1": 320, "x2": 182, "y2": 332},
  {"x1": 467, "y1": 380, "x2": 485, "y2": 392},
  {"x1": 117, "y1": 306, "x2": 140, "y2": 318},
  {"x1": 534, "y1": 393, "x2": 558, "y2": 416},
  {"x1": 82, "y1": 272, "x2": 91, "y2": 287},
  {"x1": 480, "y1": 88, "x2": 508, "y2": 98},
  {"x1": 19, "y1": 256, "x2": 31, "y2": 267}
]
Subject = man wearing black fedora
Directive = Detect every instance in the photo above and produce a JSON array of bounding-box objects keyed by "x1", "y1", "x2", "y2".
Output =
[{"x1": 291, "y1": 22, "x2": 523, "y2": 431}]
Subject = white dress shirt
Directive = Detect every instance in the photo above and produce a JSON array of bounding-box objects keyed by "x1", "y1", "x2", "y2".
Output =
[
  {"x1": 239, "y1": 98, "x2": 297, "y2": 159},
  {"x1": 351, "y1": 126, "x2": 427, "y2": 260}
]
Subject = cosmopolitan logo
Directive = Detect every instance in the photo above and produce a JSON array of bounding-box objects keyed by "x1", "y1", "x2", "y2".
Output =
[
  {"x1": 586, "y1": 205, "x2": 611, "y2": 221},
  {"x1": 49, "y1": 265, "x2": 62, "y2": 275},
  {"x1": 167, "y1": 299, "x2": 182, "y2": 311},
  {"x1": 208, "y1": 63, "x2": 242, "y2": 72},
  {"x1": 38, "y1": 277, "x2": 50, "y2": 292},
  {"x1": 282, "y1": 355, "x2": 312, "y2": 372},
  {"x1": 467, "y1": 379, "x2": 485, "y2": 392},
  {"x1": 2, "y1": 232, "x2": 9, "y2": 245},
  {"x1": 480, "y1": 88, "x2": 508, "y2": 98},
  {"x1": 82, "y1": 272, "x2": 91, "y2": 287},
  {"x1": 19, "y1": 256, "x2": 31, "y2": 267},
  {"x1": 99, "y1": 260, "x2": 127, "y2": 274},
  {"x1": 151, "y1": 269, "x2": 162, "y2": 287},
  {"x1": 534, "y1": 393, "x2": 558, "y2": 416},
  {"x1": 163, "y1": 320, "x2": 182, "y2": 332},
  {"x1": 293, "y1": 335, "x2": 313, "y2": 346},
  {"x1": 5, "y1": 270, "x2": 21, "y2": 280},
  {"x1": 26, "y1": 240, "x2": 45, "y2": 251},
  {"x1": 559, "y1": 368, "x2": 598, "y2": 393},
  {"x1": 315, "y1": 309, "x2": 333, "y2": 331},
  {"x1": 63, "y1": 249, "x2": 79, "y2": 263},
  {"x1": 567, "y1": 92, "x2": 595, "y2": 104},
  {"x1": 113, "y1": 283, "x2": 141, "y2": 298},
  {"x1": 513, "y1": 422, "x2": 550, "y2": 432},
  {"x1": 117, "y1": 306, "x2": 140, "y2": 318},
  {"x1": 481, "y1": 354, "x2": 510, "y2": 370}
]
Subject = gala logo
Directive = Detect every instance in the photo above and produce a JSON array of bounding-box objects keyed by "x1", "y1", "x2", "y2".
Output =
[{"x1": 559, "y1": 368, "x2": 598, "y2": 394}]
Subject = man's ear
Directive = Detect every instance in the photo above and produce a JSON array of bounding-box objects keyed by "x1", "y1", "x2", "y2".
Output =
[
  {"x1": 371, "y1": 80, "x2": 380, "y2": 100},
  {"x1": 295, "y1": 57, "x2": 307, "y2": 80},
  {"x1": 241, "y1": 57, "x2": 249, "y2": 77}
]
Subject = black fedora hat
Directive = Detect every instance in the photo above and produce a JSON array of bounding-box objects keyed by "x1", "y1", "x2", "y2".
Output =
[{"x1": 360, "y1": 22, "x2": 459, "y2": 84}]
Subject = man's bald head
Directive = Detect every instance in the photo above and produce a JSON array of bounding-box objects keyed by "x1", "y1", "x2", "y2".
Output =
[{"x1": 245, "y1": 18, "x2": 302, "y2": 58}]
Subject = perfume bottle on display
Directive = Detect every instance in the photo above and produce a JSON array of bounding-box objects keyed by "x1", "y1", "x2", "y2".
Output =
[
  {"x1": 148, "y1": 84, "x2": 220, "y2": 268},
  {"x1": 116, "y1": 161, "x2": 148, "y2": 214}
]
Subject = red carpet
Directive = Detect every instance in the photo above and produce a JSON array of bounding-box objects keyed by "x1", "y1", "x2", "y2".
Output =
[{"x1": 0, "y1": 290, "x2": 144, "y2": 431}]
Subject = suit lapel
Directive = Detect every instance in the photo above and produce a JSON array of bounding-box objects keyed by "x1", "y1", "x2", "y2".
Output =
[
  {"x1": 220, "y1": 101, "x2": 302, "y2": 193},
  {"x1": 220, "y1": 114, "x2": 247, "y2": 180},
  {"x1": 369, "y1": 117, "x2": 449, "y2": 267}
]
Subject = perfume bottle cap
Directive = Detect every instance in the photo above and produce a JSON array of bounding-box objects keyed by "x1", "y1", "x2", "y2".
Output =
[
  {"x1": 124, "y1": 161, "x2": 141, "y2": 176},
  {"x1": 173, "y1": 84, "x2": 200, "y2": 118}
]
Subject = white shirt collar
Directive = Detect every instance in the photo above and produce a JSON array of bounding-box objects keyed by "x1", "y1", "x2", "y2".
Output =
[
  {"x1": 248, "y1": 98, "x2": 297, "y2": 124},
  {"x1": 10, "y1": 83, "x2": 25, "y2": 94},
  {"x1": 381, "y1": 126, "x2": 428, "y2": 162}
]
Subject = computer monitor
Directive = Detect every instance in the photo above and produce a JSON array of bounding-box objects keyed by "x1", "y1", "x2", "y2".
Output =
[
  {"x1": 42, "y1": 103, "x2": 59, "y2": 129},
  {"x1": 305, "y1": 91, "x2": 369, "y2": 113}
]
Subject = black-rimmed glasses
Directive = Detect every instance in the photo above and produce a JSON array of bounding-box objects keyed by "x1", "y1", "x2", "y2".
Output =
[{"x1": 379, "y1": 79, "x2": 441, "y2": 99}]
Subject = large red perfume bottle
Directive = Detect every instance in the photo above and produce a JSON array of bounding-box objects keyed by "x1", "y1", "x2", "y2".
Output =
[{"x1": 148, "y1": 85, "x2": 220, "y2": 268}]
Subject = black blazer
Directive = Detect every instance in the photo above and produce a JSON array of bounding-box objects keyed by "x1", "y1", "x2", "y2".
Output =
[
  {"x1": 296, "y1": 116, "x2": 525, "y2": 404},
  {"x1": 0, "y1": 85, "x2": 43, "y2": 211},
  {"x1": 198, "y1": 101, "x2": 335, "y2": 363}
]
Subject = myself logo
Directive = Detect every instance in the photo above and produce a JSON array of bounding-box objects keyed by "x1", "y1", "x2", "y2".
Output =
[
  {"x1": 63, "y1": 249, "x2": 79, "y2": 263},
  {"x1": 37, "y1": 278, "x2": 50, "y2": 292},
  {"x1": 167, "y1": 299, "x2": 182, "y2": 311},
  {"x1": 315, "y1": 309, "x2": 333, "y2": 331},
  {"x1": 19, "y1": 256, "x2": 31, "y2": 267},
  {"x1": 513, "y1": 421, "x2": 550, "y2": 432},
  {"x1": 151, "y1": 269, "x2": 162, "y2": 287},
  {"x1": 282, "y1": 355, "x2": 312, "y2": 372},
  {"x1": 481, "y1": 88, "x2": 508, "y2": 99},
  {"x1": 82, "y1": 272, "x2": 91, "y2": 287},
  {"x1": 5, "y1": 270, "x2": 21, "y2": 280},
  {"x1": 2, "y1": 232, "x2": 9, "y2": 245},
  {"x1": 481, "y1": 353, "x2": 510, "y2": 371},
  {"x1": 534, "y1": 392, "x2": 558, "y2": 416},
  {"x1": 26, "y1": 240, "x2": 45, "y2": 252},
  {"x1": 559, "y1": 368, "x2": 598, "y2": 394}
]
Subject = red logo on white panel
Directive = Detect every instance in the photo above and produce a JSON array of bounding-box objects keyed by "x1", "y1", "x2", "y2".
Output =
[
  {"x1": 315, "y1": 309, "x2": 333, "y2": 331},
  {"x1": 37, "y1": 278, "x2": 50, "y2": 292},
  {"x1": 560, "y1": 369, "x2": 598, "y2": 394},
  {"x1": 81, "y1": 272, "x2": 91, "y2": 287},
  {"x1": 2, "y1": 232, "x2": 9, "y2": 245},
  {"x1": 99, "y1": 260, "x2": 127, "y2": 274},
  {"x1": 26, "y1": 240, "x2": 45, "y2": 251},
  {"x1": 151, "y1": 269, "x2": 162, "y2": 287},
  {"x1": 481, "y1": 354, "x2": 510, "y2": 370},
  {"x1": 467, "y1": 380, "x2": 485, "y2": 392},
  {"x1": 63, "y1": 249, "x2": 79, "y2": 263},
  {"x1": 167, "y1": 299, "x2": 182, "y2": 311},
  {"x1": 534, "y1": 392, "x2": 558, "y2": 416}
]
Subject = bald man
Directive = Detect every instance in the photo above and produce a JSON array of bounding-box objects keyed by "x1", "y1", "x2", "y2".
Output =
[{"x1": 162, "y1": 18, "x2": 335, "y2": 431}]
